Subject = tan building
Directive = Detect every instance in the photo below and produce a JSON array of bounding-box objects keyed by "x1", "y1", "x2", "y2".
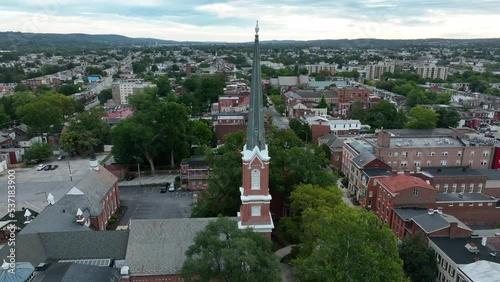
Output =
[
  {"x1": 366, "y1": 63, "x2": 395, "y2": 80},
  {"x1": 112, "y1": 79, "x2": 155, "y2": 105},
  {"x1": 304, "y1": 64, "x2": 337, "y2": 75},
  {"x1": 416, "y1": 64, "x2": 449, "y2": 80}
]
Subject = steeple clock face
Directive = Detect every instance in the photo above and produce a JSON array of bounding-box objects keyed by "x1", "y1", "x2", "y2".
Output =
[{"x1": 251, "y1": 169, "x2": 260, "y2": 190}]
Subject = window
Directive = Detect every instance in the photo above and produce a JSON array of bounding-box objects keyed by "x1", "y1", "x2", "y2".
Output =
[
  {"x1": 251, "y1": 169, "x2": 260, "y2": 190},
  {"x1": 442, "y1": 151, "x2": 448, "y2": 156},
  {"x1": 251, "y1": 206, "x2": 261, "y2": 216},
  {"x1": 389, "y1": 152, "x2": 393, "y2": 157},
  {"x1": 435, "y1": 184, "x2": 440, "y2": 192},
  {"x1": 488, "y1": 202, "x2": 493, "y2": 206},
  {"x1": 440, "y1": 160, "x2": 447, "y2": 166},
  {"x1": 426, "y1": 161, "x2": 432, "y2": 166},
  {"x1": 459, "y1": 203, "x2": 464, "y2": 207},
  {"x1": 469, "y1": 203, "x2": 474, "y2": 207},
  {"x1": 444, "y1": 184, "x2": 448, "y2": 193},
  {"x1": 478, "y1": 203, "x2": 483, "y2": 207},
  {"x1": 402, "y1": 152, "x2": 408, "y2": 157},
  {"x1": 415, "y1": 152, "x2": 422, "y2": 157},
  {"x1": 468, "y1": 160, "x2": 473, "y2": 166},
  {"x1": 469, "y1": 184, "x2": 474, "y2": 193},
  {"x1": 478, "y1": 183, "x2": 483, "y2": 193},
  {"x1": 429, "y1": 152, "x2": 435, "y2": 156},
  {"x1": 481, "y1": 160, "x2": 487, "y2": 166},
  {"x1": 413, "y1": 188, "x2": 419, "y2": 196},
  {"x1": 401, "y1": 161, "x2": 407, "y2": 167},
  {"x1": 483, "y1": 150, "x2": 490, "y2": 156},
  {"x1": 393, "y1": 161, "x2": 398, "y2": 166},
  {"x1": 470, "y1": 150, "x2": 475, "y2": 156},
  {"x1": 452, "y1": 184, "x2": 457, "y2": 193},
  {"x1": 458, "y1": 151, "x2": 462, "y2": 156},
  {"x1": 461, "y1": 184, "x2": 466, "y2": 193},
  {"x1": 414, "y1": 161, "x2": 421, "y2": 166},
  {"x1": 369, "y1": 191, "x2": 373, "y2": 197},
  {"x1": 335, "y1": 156, "x2": 340, "y2": 161},
  {"x1": 394, "y1": 152, "x2": 399, "y2": 157},
  {"x1": 456, "y1": 160, "x2": 461, "y2": 166}
]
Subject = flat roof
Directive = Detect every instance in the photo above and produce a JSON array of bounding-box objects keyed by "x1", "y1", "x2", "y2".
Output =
[
  {"x1": 436, "y1": 193, "x2": 495, "y2": 202},
  {"x1": 459, "y1": 261, "x2": 500, "y2": 282},
  {"x1": 364, "y1": 137, "x2": 464, "y2": 148},
  {"x1": 479, "y1": 169, "x2": 500, "y2": 180},
  {"x1": 361, "y1": 169, "x2": 392, "y2": 177},
  {"x1": 423, "y1": 167, "x2": 484, "y2": 177},
  {"x1": 429, "y1": 237, "x2": 500, "y2": 265}
]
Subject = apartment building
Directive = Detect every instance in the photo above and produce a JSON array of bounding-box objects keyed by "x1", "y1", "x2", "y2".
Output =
[
  {"x1": 304, "y1": 63, "x2": 337, "y2": 75},
  {"x1": 111, "y1": 79, "x2": 155, "y2": 104},
  {"x1": 334, "y1": 86, "x2": 371, "y2": 104},
  {"x1": 303, "y1": 116, "x2": 362, "y2": 141},
  {"x1": 365, "y1": 63, "x2": 395, "y2": 80},
  {"x1": 362, "y1": 129, "x2": 496, "y2": 171},
  {"x1": 416, "y1": 64, "x2": 449, "y2": 80}
]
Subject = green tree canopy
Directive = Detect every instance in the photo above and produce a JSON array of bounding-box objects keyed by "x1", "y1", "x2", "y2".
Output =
[
  {"x1": 293, "y1": 205, "x2": 408, "y2": 282},
  {"x1": 399, "y1": 233, "x2": 438, "y2": 282},
  {"x1": 317, "y1": 95, "x2": 329, "y2": 109},
  {"x1": 405, "y1": 106, "x2": 438, "y2": 129},
  {"x1": 436, "y1": 108, "x2": 461, "y2": 128},
  {"x1": 364, "y1": 100, "x2": 406, "y2": 129},
  {"x1": 181, "y1": 217, "x2": 281, "y2": 282},
  {"x1": 98, "y1": 88, "x2": 112, "y2": 105},
  {"x1": 24, "y1": 142, "x2": 53, "y2": 161},
  {"x1": 156, "y1": 74, "x2": 172, "y2": 97},
  {"x1": 16, "y1": 100, "x2": 62, "y2": 138}
]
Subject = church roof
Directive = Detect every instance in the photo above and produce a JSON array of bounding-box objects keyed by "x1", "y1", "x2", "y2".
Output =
[{"x1": 245, "y1": 21, "x2": 266, "y2": 151}]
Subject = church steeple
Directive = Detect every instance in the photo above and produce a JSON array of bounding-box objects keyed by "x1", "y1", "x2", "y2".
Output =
[
  {"x1": 245, "y1": 20, "x2": 266, "y2": 151},
  {"x1": 238, "y1": 22, "x2": 274, "y2": 238}
]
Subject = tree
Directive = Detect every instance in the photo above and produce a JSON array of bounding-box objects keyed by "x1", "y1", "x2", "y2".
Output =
[
  {"x1": 288, "y1": 119, "x2": 311, "y2": 143},
  {"x1": 399, "y1": 233, "x2": 438, "y2": 282},
  {"x1": 270, "y1": 95, "x2": 286, "y2": 114},
  {"x1": 58, "y1": 84, "x2": 80, "y2": 96},
  {"x1": 156, "y1": 75, "x2": 172, "y2": 97},
  {"x1": 317, "y1": 95, "x2": 329, "y2": 109},
  {"x1": 348, "y1": 100, "x2": 365, "y2": 120},
  {"x1": 181, "y1": 217, "x2": 281, "y2": 282},
  {"x1": 189, "y1": 120, "x2": 214, "y2": 148},
  {"x1": 365, "y1": 100, "x2": 406, "y2": 129},
  {"x1": 24, "y1": 142, "x2": 53, "y2": 161},
  {"x1": 405, "y1": 106, "x2": 438, "y2": 129},
  {"x1": 191, "y1": 131, "x2": 245, "y2": 217},
  {"x1": 293, "y1": 205, "x2": 408, "y2": 282},
  {"x1": 436, "y1": 108, "x2": 461, "y2": 128},
  {"x1": 16, "y1": 100, "x2": 62, "y2": 138},
  {"x1": 39, "y1": 92, "x2": 77, "y2": 118},
  {"x1": 98, "y1": 88, "x2": 112, "y2": 105},
  {"x1": 0, "y1": 105, "x2": 10, "y2": 127}
]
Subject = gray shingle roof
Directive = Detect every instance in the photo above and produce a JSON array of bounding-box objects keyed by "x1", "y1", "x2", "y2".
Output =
[
  {"x1": 31, "y1": 262, "x2": 121, "y2": 282},
  {"x1": 71, "y1": 167, "x2": 118, "y2": 215},
  {"x1": 126, "y1": 218, "x2": 234, "y2": 276},
  {"x1": 436, "y1": 193, "x2": 496, "y2": 202},
  {"x1": 423, "y1": 167, "x2": 484, "y2": 177},
  {"x1": 351, "y1": 150, "x2": 376, "y2": 168},
  {"x1": 0, "y1": 231, "x2": 129, "y2": 268}
]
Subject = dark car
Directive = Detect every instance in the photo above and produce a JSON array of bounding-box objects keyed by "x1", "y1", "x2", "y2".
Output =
[
  {"x1": 160, "y1": 182, "x2": 171, "y2": 193},
  {"x1": 50, "y1": 165, "x2": 58, "y2": 170},
  {"x1": 43, "y1": 165, "x2": 52, "y2": 171},
  {"x1": 57, "y1": 156, "x2": 65, "y2": 160},
  {"x1": 126, "y1": 175, "x2": 135, "y2": 181},
  {"x1": 27, "y1": 159, "x2": 39, "y2": 165}
]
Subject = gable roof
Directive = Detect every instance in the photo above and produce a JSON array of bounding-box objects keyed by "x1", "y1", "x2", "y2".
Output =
[
  {"x1": 411, "y1": 212, "x2": 472, "y2": 234},
  {"x1": 126, "y1": 218, "x2": 231, "y2": 276},
  {"x1": 378, "y1": 174, "x2": 435, "y2": 194},
  {"x1": 71, "y1": 167, "x2": 118, "y2": 215},
  {"x1": 351, "y1": 150, "x2": 377, "y2": 168}
]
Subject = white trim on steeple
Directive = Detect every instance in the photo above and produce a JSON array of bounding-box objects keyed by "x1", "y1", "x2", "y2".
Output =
[
  {"x1": 67, "y1": 187, "x2": 85, "y2": 195},
  {"x1": 241, "y1": 144, "x2": 270, "y2": 162}
]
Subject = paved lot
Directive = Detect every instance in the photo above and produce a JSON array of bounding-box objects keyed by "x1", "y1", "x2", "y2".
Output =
[
  {"x1": 118, "y1": 186, "x2": 195, "y2": 225},
  {"x1": 0, "y1": 155, "x2": 107, "y2": 214}
]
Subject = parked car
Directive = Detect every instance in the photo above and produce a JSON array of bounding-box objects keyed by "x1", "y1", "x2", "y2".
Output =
[
  {"x1": 37, "y1": 164, "x2": 46, "y2": 171},
  {"x1": 57, "y1": 156, "x2": 65, "y2": 160},
  {"x1": 27, "y1": 159, "x2": 39, "y2": 165},
  {"x1": 50, "y1": 165, "x2": 58, "y2": 170},
  {"x1": 126, "y1": 175, "x2": 135, "y2": 181},
  {"x1": 43, "y1": 165, "x2": 52, "y2": 171},
  {"x1": 169, "y1": 182, "x2": 175, "y2": 192}
]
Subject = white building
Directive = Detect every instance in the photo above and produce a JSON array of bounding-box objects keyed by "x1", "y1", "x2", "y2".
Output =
[
  {"x1": 365, "y1": 63, "x2": 395, "y2": 80},
  {"x1": 111, "y1": 80, "x2": 155, "y2": 105},
  {"x1": 304, "y1": 63, "x2": 338, "y2": 75}
]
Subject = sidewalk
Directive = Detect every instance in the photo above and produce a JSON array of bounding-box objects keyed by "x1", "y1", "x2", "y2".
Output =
[
  {"x1": 118, "y1": 173, "x2": 177, "y2": 187},
  {"x1": 336, "y1": 179, "x2": 354, "y2": 207}
]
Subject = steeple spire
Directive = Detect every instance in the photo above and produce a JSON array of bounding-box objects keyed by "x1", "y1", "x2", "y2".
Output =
[{"x1": 246, "y1": 20, "x2": 265, "y2": 151}]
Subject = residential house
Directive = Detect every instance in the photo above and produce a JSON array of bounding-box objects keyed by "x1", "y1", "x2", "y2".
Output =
[{"x1": 180, "y1": 155, "x2": 210, "y2": 190}]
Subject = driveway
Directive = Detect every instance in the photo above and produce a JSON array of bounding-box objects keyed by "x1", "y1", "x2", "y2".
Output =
[{"x1": 118, "y1": 186, "x2": 195, "y2": 225}]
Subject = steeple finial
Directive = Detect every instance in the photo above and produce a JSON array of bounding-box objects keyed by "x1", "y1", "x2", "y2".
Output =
[{"x1": 255, "y1": 20, "x2": 259, "y2": 35}]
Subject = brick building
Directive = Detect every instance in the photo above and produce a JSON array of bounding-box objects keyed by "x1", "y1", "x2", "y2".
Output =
[
  {"x1": 180, "y1": 155, "x2": 210, "y2": 190},
  {"x1": 318, "y1": 134, "x2": 351, "y2": 169},
  {"x1": 419, "y1": 167, "x2": 487, "y2": 194},
  {"x1": 334, "y1": 86, "x2": 371, "y2": 104}
]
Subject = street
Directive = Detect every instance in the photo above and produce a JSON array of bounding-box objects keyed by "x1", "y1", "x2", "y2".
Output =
[{"x1": 268, "y1": 106, "x2": 289, "y2": 129}]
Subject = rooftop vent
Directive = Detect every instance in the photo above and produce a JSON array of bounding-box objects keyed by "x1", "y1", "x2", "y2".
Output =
[{"x1": 465, "y1": 243, "x2": 480, "y2": 254}]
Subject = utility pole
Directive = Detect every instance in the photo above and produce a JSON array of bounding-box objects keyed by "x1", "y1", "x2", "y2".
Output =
[
  {"x1": 138, "y1": 162, "x2": 141, "y2": 187},
  {"x1": 68, "y1": 157, "x2": 73, "y2": 181}
]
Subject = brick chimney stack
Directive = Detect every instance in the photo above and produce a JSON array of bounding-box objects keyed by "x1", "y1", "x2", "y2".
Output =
[
  {"x1": 76, "y1": 208, "x2": 85, "y2": 225},
  {"x1": 449, "y1": 222, "x2": 458, "y2": 239}
]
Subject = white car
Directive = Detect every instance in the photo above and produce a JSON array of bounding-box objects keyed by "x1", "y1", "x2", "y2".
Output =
[{"x1": 37, "y1": 164, "x2": 46, "y2": 171}]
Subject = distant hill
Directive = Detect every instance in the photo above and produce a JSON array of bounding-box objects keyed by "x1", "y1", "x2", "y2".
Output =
[{"x1": 1, "y1": 31, "x2": 499, "y2": 51}]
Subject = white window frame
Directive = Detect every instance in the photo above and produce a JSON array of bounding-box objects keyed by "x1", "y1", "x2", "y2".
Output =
[
  {"x1": 251, "y1": 169, "x2": 260, "y2": 190},
  {"x1": 251, "y1": 206, "x2": 261, "y2": 216},
  {"x1": 442, "y1": 151, "x2": 448, "y2": 156}
]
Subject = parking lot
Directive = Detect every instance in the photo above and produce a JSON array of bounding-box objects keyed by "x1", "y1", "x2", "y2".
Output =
[
  {"x1": 0, "y1": 155, "x2": 107, "y2": 214},
  {"x1": 118, "y1": 186, "x2": 196, "y2": 225}
]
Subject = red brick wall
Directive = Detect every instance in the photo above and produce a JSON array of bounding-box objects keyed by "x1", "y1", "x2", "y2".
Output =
[
  {"x1": 429, "y1": 202, "x2": 499, "y2": 227},
  {"x1": 215, "y1": 124, "x2": 246, "y2": 143},
  {"x1": 336, "y1": 88, "x2": 371, "y2": 104},
  {"x1": 330, "y1": 150, "x2": 342, "y2": 170},
  {"x1": 311, "y1": 124, "x2": 330, "y2": 142}
]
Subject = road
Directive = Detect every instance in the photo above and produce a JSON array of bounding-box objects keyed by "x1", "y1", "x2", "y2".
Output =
[{"x1": 268, "y1": 106, "x2": 289, "y2": 129}]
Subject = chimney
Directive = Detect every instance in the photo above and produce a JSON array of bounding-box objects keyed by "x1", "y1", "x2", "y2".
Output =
[
  {"x1": 449, "y1": 222, "x2": 458, "y2": 239},
  {"x1": 76, "y1": 208, "x2": 85, "y2": 225},
  {"x1": 427, "y1": 208, "x2": 435, "y2": 215},
  {"x1": 437, "y1": 207, "x2": 443, "y2": 214},
  {"x1": 89, "y1": 141, "x2": 99, "y2": 171},
  {"x1": 377, "y1": 131, "x2": 391, "y2": 148}
]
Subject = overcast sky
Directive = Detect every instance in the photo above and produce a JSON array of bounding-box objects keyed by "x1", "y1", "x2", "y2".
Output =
[{"x1": 1, "y1": 0, "x2": 499, "y2": 42}]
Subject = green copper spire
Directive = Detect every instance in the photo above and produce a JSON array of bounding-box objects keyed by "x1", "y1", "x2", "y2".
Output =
[{"x1": 246, "y1": 21, "x2": 266, "y2": 150}]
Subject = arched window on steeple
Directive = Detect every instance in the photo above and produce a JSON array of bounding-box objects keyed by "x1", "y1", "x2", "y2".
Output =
[{"x1": 251, "y1": 169, "x2": 260, "y2": 190}]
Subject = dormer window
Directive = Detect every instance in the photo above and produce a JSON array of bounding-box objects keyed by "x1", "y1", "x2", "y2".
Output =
[{"x1": 251, "y1": 169, "x2": 260, "y2": 190}]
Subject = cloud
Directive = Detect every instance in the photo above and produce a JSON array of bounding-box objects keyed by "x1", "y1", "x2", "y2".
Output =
[{"x1": 0, "y1": 0, "x2": 499, "y2": 41}]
